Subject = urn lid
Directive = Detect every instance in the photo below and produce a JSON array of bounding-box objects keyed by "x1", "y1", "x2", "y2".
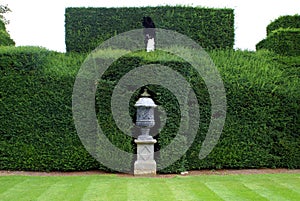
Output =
[{"x1": 134, "y1": 89, "x2": 157, "y2": 107}]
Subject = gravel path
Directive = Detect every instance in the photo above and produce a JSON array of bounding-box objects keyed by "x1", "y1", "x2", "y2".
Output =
[{"x1": 1, "y1": 168, "x2": 299, "y2": 178}]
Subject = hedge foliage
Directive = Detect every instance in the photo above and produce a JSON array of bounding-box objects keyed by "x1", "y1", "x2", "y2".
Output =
[
  {"x1": 256, "y1": 15, "x2": 300, "y2": 56},
  {"x1": 0, "y1": 47, "x2": 299, "y2": 172},
  {"x1": 0, "y1": 47, "x2": 100, "y2": 171},
  {"x1": 267, "y1": 14, "x2": 300, "y2": 36},
  {"x1": 65, "y1": 6, "x2": 234, "y2": 53},
  {"x1": 256, "y1": 28, "x2": 300, "y2": 56},
  {"x1": 0, "y1": 20, "x2": 15, "y2": 46}
]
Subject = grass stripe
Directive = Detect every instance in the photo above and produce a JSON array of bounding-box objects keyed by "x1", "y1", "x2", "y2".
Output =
[
  {"x1": 36, "y1": 178, "x2": 72, "y2": 201},
  {"x1": 167, "y1": 177, "x2": 223, "y2": 201},
  {"x1": 243, "y1": 180, "x2": 293, "y2": 201},
  {"x1": 0, "y1": 178, "x2": 37, "y2": 201},
  {"x1": 104, "y1": 177, "x2": 128, "y2": 201},
  {"x1": 127, "y1": 178, "x2": 176, "y2": 201},
  {"x1": 0, "y1": 176, "x2": 27, "y2": 195},
  {"x1": 58, "y1": 176, "x2": 93, "y2": 201},
  {"x1": 269, "y1": 174, "x2": 300, "y2": 195},
  {"x1": 147, "y1": 179, "x2": 176, "y2": 200},
  {"x1": 128, "y1": 179, "x2": 150, "y2": 200},
  {"x1": 0, "y1": 173, "x2": 299, "y2": 200},
  {"x1": 203, "y1": 175, "x2": 269, "y2": 201},
  {"x1": 0, "y1": 177, "x2": 57, "y2": 201},
  {"x1": 205, "y1": 181, "x2": 245, "y2": 201},
  {"x1": 80, "y1": 177, "x2": 109, "y2": 201},
  {"x1": 166, "y1": 178, "x2": 200, "y2": 201},
  {"x1": 243, "y1": 182, "x2": 285, "y2": 201},
  {"x1": 81, "y1": 175, "x2": 127, "y2": 201},
  {"x1": 127, "y1": 178, "x2": 160, "y2": 201},
  {"x1": 260, "y1": 178, "x2": 300, "y2": 200},
  {"x1": 207, "y1": 179, "x2": 267, "y2": 201},
  {"x1": 237, "y1": 183, "x2": 269, "y2": 201},
  {"x1": 237, "y1": 174, "x2": 300, "y2": 201}
]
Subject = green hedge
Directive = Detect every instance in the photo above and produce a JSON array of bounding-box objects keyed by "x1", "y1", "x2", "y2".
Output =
[
  {"x1": 257, "y1": 15, "x2": 300, "y2": 56},
  {"x1": 256, "y1": 28, "x2": 300, "y2": 56},
  {"x1": 0, "y1": 46, "x2": 50, "y2": 71},
  {"x1": 0, "y1": 21, "x2": 15, "y2": 46},
  {"x1": 0, "y1": 47, "x2": 299, "y2": 172},
  {"x1": 65, "y1": 6, "x2": 234, "y2": 53},
  {"x1": 0, "y1": 47, "x2": 100, "y2": 171},
  {"x1": 0, "y1": 21, "x2": 5, "y2": 30},
  {"x1": 267, "y1": 14, "x2": 300, "y2": 36}
]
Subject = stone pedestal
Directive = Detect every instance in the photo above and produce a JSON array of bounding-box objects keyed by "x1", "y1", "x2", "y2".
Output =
[{"x1": 134, "y1": 139, "x2": 157, "y2": 176}]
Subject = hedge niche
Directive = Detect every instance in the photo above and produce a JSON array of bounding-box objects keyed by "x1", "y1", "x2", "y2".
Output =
[{"x1": 65, "y1": 6, "x2": 234, "y2": 53}]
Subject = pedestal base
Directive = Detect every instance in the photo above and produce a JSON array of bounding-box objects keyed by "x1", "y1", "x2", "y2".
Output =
[
  {"x1": 134, "y1": 161, "x2": 156, "y2": 176},
  {"x1": 134, "y1": 139, "x2": 157, "y2": 176}
]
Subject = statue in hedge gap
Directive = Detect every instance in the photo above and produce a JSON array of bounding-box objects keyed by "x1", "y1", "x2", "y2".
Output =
[{"x1": 142, "y1": 16, "x2": 156, "y2": 52}]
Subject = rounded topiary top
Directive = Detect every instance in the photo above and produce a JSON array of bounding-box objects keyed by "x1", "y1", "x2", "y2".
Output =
[{"x1": 267, "y1": 14, "x2": 300, "y2": 35}]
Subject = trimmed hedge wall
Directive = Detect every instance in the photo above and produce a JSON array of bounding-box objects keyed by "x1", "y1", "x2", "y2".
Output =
[
  {"x1": 256, "y1": 28, "x2": 300, "y2": 56},
  {"x1": 267, "y1": 14, "x2": 300, "y2": 36},
  {"x1": 65, "y1": 6, "x2": 234, "y2": 53},
  {"x1": 256, "y1": 15, "x2": 300, "y2": 56},
  {"x1": 0, "y1": 47, "x2": 299, "y2": 172},
  {"x1": 0, "y1": 21, "x2": 15, "y2": 46},
  {"x1": 0, "y1": 47, "x2": 101, "y2": 171}
]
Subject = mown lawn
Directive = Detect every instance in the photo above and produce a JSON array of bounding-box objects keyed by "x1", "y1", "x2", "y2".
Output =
[{"x1": 0, "y1": 173, "x2": 299, "y2": 201}]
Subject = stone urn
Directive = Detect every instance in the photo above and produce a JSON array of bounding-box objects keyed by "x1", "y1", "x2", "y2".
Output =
[{"x1": 134, "y1": 89, "x2": 157, "y2": 176}]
